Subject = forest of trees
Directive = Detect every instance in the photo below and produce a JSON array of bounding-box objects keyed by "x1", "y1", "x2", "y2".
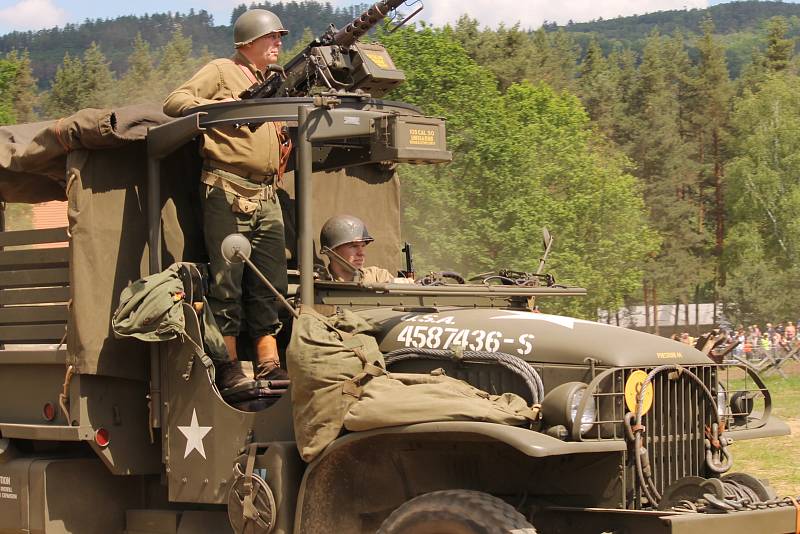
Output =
[{"x1": 0, "y1": 1, "x2": 798, "y2": 328}]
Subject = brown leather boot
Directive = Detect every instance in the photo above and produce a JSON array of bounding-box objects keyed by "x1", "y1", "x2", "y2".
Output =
[
  {"x1": 216, "y1": 360, "x2": 253, "y2": 391},
  {"x1": 255, "y1": 360, "x2": 289, "y2": 381},
  {"x1": 254, "y1": 335, "x2": 288, "y2": 381}
]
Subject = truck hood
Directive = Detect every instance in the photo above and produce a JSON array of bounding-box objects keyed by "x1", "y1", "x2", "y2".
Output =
[{"x1": 360, "y1": 307, "x2": 711, "y2": 367}]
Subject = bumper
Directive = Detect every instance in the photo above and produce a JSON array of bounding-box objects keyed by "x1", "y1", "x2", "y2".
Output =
[{"x1": 538, "y1": 505, "x2": 798, "y2": 534}]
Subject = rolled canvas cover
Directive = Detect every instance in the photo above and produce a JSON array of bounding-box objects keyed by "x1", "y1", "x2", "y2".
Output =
[
  {"x1": 0, "y1": 106, "x2": 196, "y2": 378},
  {"x1": 0, "y1": 105, "x2": 404, "y2": 378}
]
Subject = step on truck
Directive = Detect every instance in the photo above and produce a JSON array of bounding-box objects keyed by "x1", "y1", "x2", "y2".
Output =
[{"x1": 0, "y1": 2, "x2": 797, "y2": 533}]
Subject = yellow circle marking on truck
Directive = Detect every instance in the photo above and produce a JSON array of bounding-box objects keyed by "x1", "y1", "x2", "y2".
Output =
[{"x1": 625, "y1": 370, "x2": 654, "y2": 415}]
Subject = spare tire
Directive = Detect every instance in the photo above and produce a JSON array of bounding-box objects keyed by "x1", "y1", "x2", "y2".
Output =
[{"x1": 377, "y1": 489, "x2": 536, "y2": 534}]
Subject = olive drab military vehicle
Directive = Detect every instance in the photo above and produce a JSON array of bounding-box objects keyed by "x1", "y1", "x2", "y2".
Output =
[{"x1": 0, "y1": 0, "x2": 797, "y2": 532}]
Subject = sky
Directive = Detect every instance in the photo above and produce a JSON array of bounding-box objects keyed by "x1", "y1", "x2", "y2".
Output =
[{"x1": 0, "y1": 0, "x2": 794, "y2": 34}]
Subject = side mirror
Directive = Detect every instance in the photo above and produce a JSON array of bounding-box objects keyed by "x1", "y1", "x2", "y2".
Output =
[
  {"x1": 221, "y1": 233, "x2": 252, "y2": 264},
  {"x1": 542, "y1": 227, "x2": 553, "y2": 250},
  {"x1": 537, "y1": 227, "x2": 554, "y2": 275}
]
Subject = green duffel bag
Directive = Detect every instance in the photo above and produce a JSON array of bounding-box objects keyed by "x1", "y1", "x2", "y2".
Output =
[
  {"x1": 112, "y1": 264, "x2": 186, "y2": 342},
  {"x1": 343, "y1": 370, "x2": 539, "y2": 431},
  {"x1": 286, "y1": 305, "x2": 386, "y2": 462}
]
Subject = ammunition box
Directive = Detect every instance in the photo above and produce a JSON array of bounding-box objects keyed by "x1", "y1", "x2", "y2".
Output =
[{"x1": 371, "y1": 114, "x2": 452, "y2": 163}]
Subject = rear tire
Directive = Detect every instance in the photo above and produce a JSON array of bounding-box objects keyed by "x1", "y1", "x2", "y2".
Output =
[{"x1": 377, "y1": 490, "x2": 536, "y2": 534}]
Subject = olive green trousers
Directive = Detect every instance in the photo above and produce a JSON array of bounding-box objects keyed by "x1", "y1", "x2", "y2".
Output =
[{"x1": 201, "y1": 182, "x2": 288, "y2": 347}]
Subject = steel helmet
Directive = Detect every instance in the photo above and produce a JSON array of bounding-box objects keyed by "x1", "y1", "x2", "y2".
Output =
[
  {"x1": 234, "y1": 9, "x2": 288, "y2": 48},
  {"x1": 320, "y1": 215, "x2": 374, "y2": 252}
]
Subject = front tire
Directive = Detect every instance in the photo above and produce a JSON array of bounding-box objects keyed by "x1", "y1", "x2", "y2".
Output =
[{"x1": 377, "y1": 490, "x2": 536, "y2": 534}]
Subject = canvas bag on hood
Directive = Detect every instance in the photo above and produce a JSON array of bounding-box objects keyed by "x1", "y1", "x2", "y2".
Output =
[
  {"x1": 286, "y1": 305, "x2": 386, "y2": 462},
  {"x1": 343, "y1": 370, "x2": 539, "y2": 431}
]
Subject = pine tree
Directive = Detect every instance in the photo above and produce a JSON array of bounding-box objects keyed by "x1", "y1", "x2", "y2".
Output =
[
  {"x1": 80, "y1": 42, "x2": 115, "y2": 108},
  {"x1": 43, "y1": 52, "x2": 84, "y2": 118},
  {"x1": 115, "y1": 33, "x2": 158, "y2": 105},
  {"x1": 0, "y1": 56, "x2": 18, "y2": 125},
  {"x1": 528, "y1": 28, "x2": 578, "y2": 92},
  {"x1": 5, "y1": 50, "x2": 38, "y2": 122},
  {"x1": 763, "y1": 16, "x2": 794, "y2": 72},
  {"x1": 690, "y1": 18, "x2": 732, "y2": 295},
  {"x1": 127, "y1": 33, "x2": 154, "y2": 88},
  {"x1": 577, "y1": 36, "x2": 620, "y2": 136},
  {"x1": 630, "y1": 31, "x2": 710, "y2": 332},
  {"x1": 157, "y1": 28, "x2": 195, "y2": 95}
]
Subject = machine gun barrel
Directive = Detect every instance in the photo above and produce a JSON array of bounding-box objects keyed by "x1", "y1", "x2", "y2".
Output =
[
  {"x1": 332, "y1": 0, "x2": 406, "y2": 47},
  {"x1": 240, "y1": 0, "x2": 407, "y2": 100}
]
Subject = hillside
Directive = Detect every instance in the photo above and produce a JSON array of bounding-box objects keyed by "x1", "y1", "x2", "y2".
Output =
[
  {"x1": 554, "y1": 1, "x2": 800, "y2": 76},
  {"x1": 0, "y1": 1, "x2": 370, "y2": 88},
  {"x1": 559, "y1": 1, "x2": 800, "y2": 39},
  {"x1": 1, "y1": 0, "x2": 800, "y2": 87}
]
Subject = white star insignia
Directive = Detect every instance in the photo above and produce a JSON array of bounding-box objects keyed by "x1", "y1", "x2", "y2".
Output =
[{"x1": 177, "y1": 409, "x2": 212, "y2": 459}]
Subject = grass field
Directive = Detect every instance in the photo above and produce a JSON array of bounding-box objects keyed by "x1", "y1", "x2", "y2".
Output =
[{"x1": 729, "y1": 361, "x2": 800, "y2": 496}]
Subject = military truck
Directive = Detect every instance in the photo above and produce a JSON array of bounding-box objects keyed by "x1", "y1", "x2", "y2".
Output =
[{"x1": 0, "y1": 3, "x2": 797, "y2": 533}]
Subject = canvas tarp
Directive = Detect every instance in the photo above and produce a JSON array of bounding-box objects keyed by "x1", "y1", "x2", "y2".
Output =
[
  {"x1": 287, "y1": 307, "x2": 538, "y2": 462},
  {"x1": 0, "y1": 105, "x2": 403, "y2": 379}
]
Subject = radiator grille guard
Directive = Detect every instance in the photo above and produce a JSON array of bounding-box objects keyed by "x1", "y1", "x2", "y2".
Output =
[{"x1": 571, "y1": 364, "x2": 771, "y2": 507}]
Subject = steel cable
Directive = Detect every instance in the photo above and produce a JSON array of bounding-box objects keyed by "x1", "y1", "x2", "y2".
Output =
[{"x1": 384, "y1": 348, "x2": 544, "y2": 405}]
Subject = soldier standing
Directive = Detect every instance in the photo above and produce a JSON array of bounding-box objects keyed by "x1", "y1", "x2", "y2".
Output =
[{"x1": 163, "y1": 9, "x2": 290, "y2": 390}]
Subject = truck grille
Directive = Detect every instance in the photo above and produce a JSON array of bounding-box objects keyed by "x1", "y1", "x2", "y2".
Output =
[
  {"x1": 638, "y1": 366, "x2": 714, "y2": 497},
  {"x1": 579, "y1": 365, "x2": 717, "y2": 506},
  {"x1": 579, "y1": 364, "x2": 768, "y2": 507}
]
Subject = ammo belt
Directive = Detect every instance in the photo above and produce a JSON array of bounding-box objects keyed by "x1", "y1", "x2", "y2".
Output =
[
  {"x1": 204, "y1": 159, "x2": 276, "y2": 184},
  {"x1": 201, "y1": 169, "x2": 274, "y2": 201}
]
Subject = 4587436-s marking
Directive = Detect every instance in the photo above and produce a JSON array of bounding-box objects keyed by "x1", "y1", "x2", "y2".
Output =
[{"x1": 395, "y1": 323, "x2": 535, "y2": 356}]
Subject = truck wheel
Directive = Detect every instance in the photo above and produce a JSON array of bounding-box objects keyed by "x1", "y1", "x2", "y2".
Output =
[{"x1": 377, "y1": 490, "x2": 536, "y2": 534}]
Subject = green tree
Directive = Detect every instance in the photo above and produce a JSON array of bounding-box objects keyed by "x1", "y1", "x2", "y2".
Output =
[
  {"x1": 42, "y1": 52, "x2": 84, "y2": 118},
  {"x1": 156, "y1": 28, "x2": 197, "y2": 96},
  {"x1": 689, "y1": 19, "x2": 732, "y2": 295},
  {"x1": 528, "y1": 28, "x2": 578, "y2": 93},
  {"x1": 381, "y1": 25, "x2": 657, "y2": 317},
  {"x1": 722, "y1": 73, "x2": 800, "y2": 322},
  {"x1": 80, "y1": 41, "x2": 115, "y2": 108},
  {"x1": 629, "y1": 31, "x2": 711, "y2": 330},
  {"x1": 115, "y1": 32, "x2": 168, "y2": 106},
  {"x1": 452, "y1": 18, "x2": 537, "y2": 92},
  {"x1": 763, "y1": 16, "x2": 794, "y2": 72},
  {"x1": 5, "y1": 50, "x2": 38, "y2": 122},
  {"x1": 0, "y1": 56, "x2": 19, "y2": 124},
  {"x1": 282, "y1": 28, "x2": 315, "y2": 61}
]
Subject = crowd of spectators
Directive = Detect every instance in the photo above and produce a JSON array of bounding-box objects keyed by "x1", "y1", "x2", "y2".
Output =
[
  {"x1": 672, "y1": 321, "x2": 800, "y2": 361},
  {"x1": 726, "y1": 321, "x2": 799, "y2": 360}
]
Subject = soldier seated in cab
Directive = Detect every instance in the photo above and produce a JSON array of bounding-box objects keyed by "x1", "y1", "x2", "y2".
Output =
[{"x1": 318, "y1": 215, "x2": 413, "y2": 284}]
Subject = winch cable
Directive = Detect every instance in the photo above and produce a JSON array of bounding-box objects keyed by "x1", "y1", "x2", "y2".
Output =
[
  {"x1": 625, "y1": 364, "x2": 733, "y2": 508},
  {"x1": 671, "y1": 480, "x2": 800, "y2": 515},
  {"x1": 384, "y1": 348, "x2": 544, "y2": 405}
]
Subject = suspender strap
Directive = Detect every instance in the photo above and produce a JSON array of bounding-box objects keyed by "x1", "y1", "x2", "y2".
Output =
[{"x1": 236, "y1": 62, "x2": 259, "y2": 85}]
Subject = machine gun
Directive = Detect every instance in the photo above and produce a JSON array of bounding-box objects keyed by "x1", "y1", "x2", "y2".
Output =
[{"x1": 240, "y1": 0, "x2": 416, "y2": 100}]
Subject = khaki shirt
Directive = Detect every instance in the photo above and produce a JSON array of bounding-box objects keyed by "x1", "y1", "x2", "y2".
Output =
[
  {"x1": 163, "y1": 51, "x2": 280, "y2": 178},
  {"x1": 326, "y1": 265, "x2": 411, "y2": 284},
  {"x1": 360, "y1": 266, "x2": 397, "y2": 284}
]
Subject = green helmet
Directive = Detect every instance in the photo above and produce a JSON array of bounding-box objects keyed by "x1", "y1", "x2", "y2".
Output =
[
  {"x1": 234, "y1": 9, "x2": 288, "y2": 48},
  {"x1": 320, "y1": 215, "x2": 374, "y2": 252}
]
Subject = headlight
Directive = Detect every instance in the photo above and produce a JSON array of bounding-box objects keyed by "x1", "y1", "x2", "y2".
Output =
[
  {"x1": 542, "y1": 382, "x2": 596, "y2": 438},
  {"x1": 730, "y1": 390, "x2": 756, "y2": 425},
  {"x1": 570, "y1": 387, "x2": 596, "y2": 434}
]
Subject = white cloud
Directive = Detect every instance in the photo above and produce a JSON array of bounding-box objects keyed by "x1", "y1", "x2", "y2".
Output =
[
  {"x1": 419, "y1": 0, "x2": 710, "y2": 29},
  {"x1": 0, "y1": 0, "x2": 68, "y2": 31}
]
